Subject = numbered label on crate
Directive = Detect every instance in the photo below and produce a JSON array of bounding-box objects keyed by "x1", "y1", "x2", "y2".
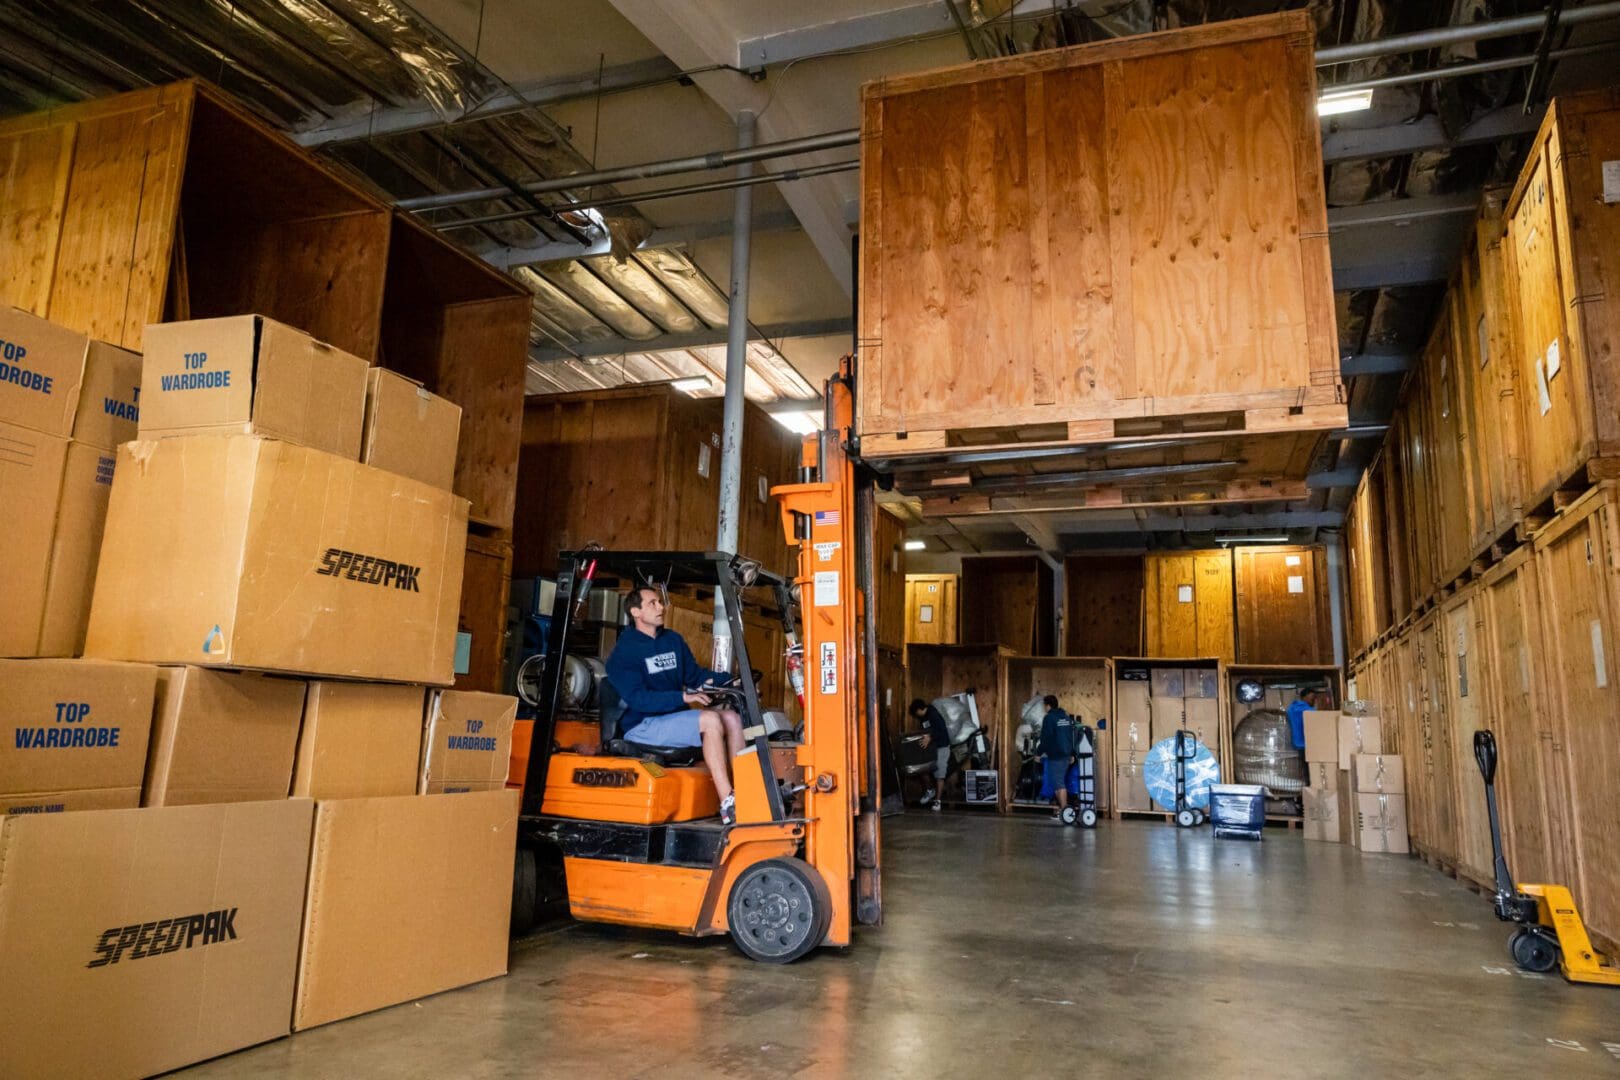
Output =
[{"x1": 820, "y1": 641, "x2": 837, "y2": 695}]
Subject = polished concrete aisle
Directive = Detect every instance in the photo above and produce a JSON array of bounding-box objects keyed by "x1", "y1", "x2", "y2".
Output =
[{"x1": 184, "y1": 815, "x2": 1620, "y2": 1079}]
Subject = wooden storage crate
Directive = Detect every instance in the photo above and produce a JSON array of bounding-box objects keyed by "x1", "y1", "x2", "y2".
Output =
[
  {"x1": 1143, "y1": 550, "x2": 1234, "y2": 663},
  {"x1": 1438, "y1": 585, "x2": 1495, "y2": 885},
  {"x1": 1530, "y1": 482, "x2": 1620, "y2": 950},
  {"x1": 872, "y1": 509, "x2": 908, "y2": 652},
  {"x1": 512, "y1": 387, "x2": 799, "y2": 578},
  {"x1": 1111, "y1": 657, "x2": 1226, "y2": 815},
  {"x1": 1346, "y1": 468, "x2": 1391, "y2": 658},
  {"x1": 1233, "y1": 545, "x2": 1333, "y2": 665},
  {"x1": 904, "y1": 574, "x2": 959, "y2": 646},
  {"x1": 1409, "y1": 611, "x2": 1460, "y2": 865},
  {"x1": 379, "y1": 214, "x2": 531, "y2": 529},
  {"x1": 960, "y1": 555, "x2": 1055, "y2": 655},
  {"x1": 1503, "y1": 89, "x2": 1620, "y2": 511},
  {"x1": 856, "y1": 12, "x2": 1343, "y2": 457},
  {"x1": 1064, "y1": 555, "x2": 1143, "y2": 658},
  {"x1": 1478, "y1": 546, "x2": 1571, "y2": 888},
  {"x1": 906, "y1": 643, "x2": 1013, "y2": 809},
  {"x1": 0, "y1": 81, "x2": 390, "y2": 356},
  {"x1": 456, "y1": 534, "x2": 513, "y2": 693},
  {"x1": 1003, "y1": 657, "x2": 1113, "y2": 812},
  {"x1": 1226, "y1": 663, "x2": 1340, "y2": 816}
]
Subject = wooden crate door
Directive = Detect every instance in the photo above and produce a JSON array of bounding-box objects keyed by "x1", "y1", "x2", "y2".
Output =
[
  {"x1": 1443, "y1": 594, "x2": 1493, "y2": 882},
  {"x1": 1146, "y1": 552, "x2": 1233, "y2": 661},
  {"x1": 906, "y1": 575, "x2": 958, "y2": 645},
  {"x1": 1534, "y1": 492, "x2": 1620, "y2": 946},
  {"x1": 1235, "y1": 546, "x2": 1331, "y2": 664}
]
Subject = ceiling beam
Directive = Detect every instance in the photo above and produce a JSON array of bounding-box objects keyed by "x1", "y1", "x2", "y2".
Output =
[
  {"x1": 738, "y1": 2, "x2": 957, "y2": 69},
  {"x1": 292, "y1": 57, "x2": 683, "y2": 147},
  {"x1": 1321, "y1": 105, "x2": 1541, "y2": 163},
  {"x1": 487, "y1": 208, "x2": 802, "y2": 269},
  {"x1": 1305, "y1": 468, "x2": 1365, "y2": 489},
  {"x1": 1009, "y1": 514, "x2": 1065, "y2": 563},
  {"x1": 1327, "y1": 191, "x2": 1481, "y2": 230},
  {"x1": 528, "y1": 315, "x2": 852, "y2": 363},
  {"x1": 912, "y1": 509, "x2": 1347, "y2": 536},
  {"x1": 1340, "y1": 352, "x2": 1412, "y2": 377}
]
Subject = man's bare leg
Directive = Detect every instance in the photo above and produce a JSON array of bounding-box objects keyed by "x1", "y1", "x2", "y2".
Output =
[
  {"x1": 721, "y1": 709, "x2": 745, "y2": 756},
  {"x1": 698, "y1": 710, "x2": 734, "y2": 800}
]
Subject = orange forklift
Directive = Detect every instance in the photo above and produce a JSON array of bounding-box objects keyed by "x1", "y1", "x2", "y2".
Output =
[{"x1": 509, "y1": 363, "x2": 882, "y2": 961}]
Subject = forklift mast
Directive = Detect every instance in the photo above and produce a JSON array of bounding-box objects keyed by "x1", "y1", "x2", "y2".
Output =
[{"x1": 771, "y1": 357, "x2": 883, "y2": 937}]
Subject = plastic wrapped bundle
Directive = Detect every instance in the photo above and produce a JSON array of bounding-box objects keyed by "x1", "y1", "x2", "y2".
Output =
[
  {"x1": 1015, "y1": 696, "x2": 1045, "y2": 754},
  {"x1": 932, "y1": 696, "x2": 978, "y2": 742},
  {"x1": 1143, "y1": 736, "x2": 1220, "y2": 811},
  {"x1": 1232, "y1": 709, "x2": 1307, "y2": 794}
]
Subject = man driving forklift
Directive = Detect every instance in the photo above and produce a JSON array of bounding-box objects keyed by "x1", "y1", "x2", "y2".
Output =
[{"x1": 605, "y1": 585, "x2": 744, "y2": 824}]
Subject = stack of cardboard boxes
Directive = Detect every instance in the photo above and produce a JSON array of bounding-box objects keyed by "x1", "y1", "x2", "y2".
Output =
[
  {"x1": 1115, "y1": 665, "x2": 1221, "y2": 813},
  {"x1": 1301, "y1": 705, "x2": 1406, "y2": 852},
  {"x1": 1, "y1": 312, "x2": 522, "y2": 1079}
]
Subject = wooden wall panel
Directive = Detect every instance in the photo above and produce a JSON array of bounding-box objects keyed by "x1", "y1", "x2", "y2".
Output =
[
  {"x1": 1234, "y1": 545, "x2": 1332, "y2": 665},
  {"x1": 0, "y1": 123, "x2": 76, "y2": 315},
  {"x1": 456, "y1": 535, "x2": 512, "y2": 693},
  {"x1": 960, "y1": 555, "x2": 1055, "y2": 655},
  {"x1": 1064, "y1": 555, "x2": 1143, "y2": 657},
  {"x1": 905, "y1": 575, "x2": 958, "y2": 646},
  {"x1": 1144, "y1": 550, "x2": 1234, "y2": 663},
  {"x1": 872, "y1": 510, "x2": 908, "y2": 652}
]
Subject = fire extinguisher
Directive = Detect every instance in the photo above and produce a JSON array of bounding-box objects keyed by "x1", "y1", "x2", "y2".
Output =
[{"x1": 785, "y1": 637, "x2": 806, "y2": 707}]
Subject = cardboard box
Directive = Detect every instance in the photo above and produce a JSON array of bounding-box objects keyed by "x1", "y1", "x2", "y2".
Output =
[
  {"x1": 292, "y1": 681, "x2": 426, "y2": 799},
  {"x1": 0, "y1": 799, "x2": 314, "y2": 1079},
  {"x1": 1338, "y1": 772, "x2": 1355, "y2": 849},
  {"x1": 1352, "y1": 752, "x2": 1405, "y2": 795},
  {"x1": 1116, "y1": 716, "x2": 1154, "y2": 756},
  {"x1": 3, "y1": 336, "x2": 140, "y2": 657},
  {"x1": 85, "y1": 435, "x2": 468, "y2": 683},
  {"x1": 420, "y1": 690, "x2": 516, "y2": 793},
  {"x1": 1151, "y1": 696, "x2": 1219, "y2": 748},
  {"x1": 143, "y1": 667, "x2": 307, "y2": 806},
  {"x1": 1149, "y1": 668, "x2": 1185, "y2": 698},
  {"x1": 0, "y1": 306, "x2": 93, "y2": 436},
  {"x1": 0, "y1": 787, "x2": 140, "y2": 816},
  {"x1": 1307, "y1": 760, "x2": 1338, "y2": 790},
  {"x1": 294, "y1": 791, "x2": 518, "y2": 1030},
  {"x1": 0, "y1": 658, "x2": 157, "y2": 808},
  {"x1": 1355, "y1": 792, "x2": 1409, "y2": 853},
  {"x1": 139, "y1": 315, "x2": 368, "y2": 458},
  {"x1": 1338, "y1": 711, "x2": 1383, "y2": 771},
  {"x1": 1116, "y1": 679, "x2": 1150, "y2": 729},
  {"x1": 1184, "y1": 667, "x2": 1219, "y2": 698},
  {"x1": 1302, "y1": 785, "x2": 1340, "y2": 842},
  {"x1": 1148, "y1": 695, "x2": 1183, "y2": 745},
  {"x1": 362, "y1": 368, "x2": 461, "y2": 491},
  {"x1": 1303, "y1": 709, "x2": 1339, "y2": 763},
  {"x1": 1114, "y1": 760, "x2": 1152, "y2": 812}
]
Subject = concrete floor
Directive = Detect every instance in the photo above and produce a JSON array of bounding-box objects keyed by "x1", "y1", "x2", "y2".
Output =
[{"x1": 184, "y1": 814, "x2": 1620, "y2": 1079}]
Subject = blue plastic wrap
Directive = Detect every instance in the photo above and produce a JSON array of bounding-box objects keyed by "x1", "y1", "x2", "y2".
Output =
[{"x1": 1143, "y1": 736, "x2": 1221, "y2": 811}]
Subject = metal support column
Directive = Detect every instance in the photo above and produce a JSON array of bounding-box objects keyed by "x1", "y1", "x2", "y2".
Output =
[
  {"x1": 713, "y1": 110, "x2": 756, "y2": 671},
  {"x1": 1325, "y1": 532, "x2": 1347, "y2": 670}
]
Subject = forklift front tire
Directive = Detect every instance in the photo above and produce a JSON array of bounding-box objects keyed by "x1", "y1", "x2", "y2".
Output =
[
  {"x1": 1510, "y1": 926, "x2": 1560, "y2": 974},
  {"x1": 511, "y1": 844, "x2": 539, "y2": 937},
  {"x1": 727, "y1": 857, "x2": 832, "y2": 964}
]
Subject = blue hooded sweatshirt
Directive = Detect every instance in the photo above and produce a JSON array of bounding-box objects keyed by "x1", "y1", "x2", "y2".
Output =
[{"x1": 605, "y1": 626, "x2": 728, "y2": 730}]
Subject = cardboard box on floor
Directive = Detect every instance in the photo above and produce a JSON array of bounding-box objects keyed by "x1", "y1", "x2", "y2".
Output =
[
  {"x1": 420, "y1": 690, "x2": 517, "y2": 793},
  {"x1": 1351, "y1": 753, "x2": 1405, "y2": 795},
  {"x1": 294, "y1": 791, "x2": 518, "y2": 1030},
  {"x1": 1115, "y1": 681, "x2": 1151, "y2": 755},
  {"x1": 0, "y1": 658, "x2": 157, "y2": 815},
  {"x1": 1115, "y1": 759, "x2": 1152, "y2": 812},
  {"x1": 85, "y1": 435, "x2": 468, "y2": 684},
  {"x1": 1337, "y1": 772, "x2": 1355, "y2": 849},
  {"x1": 1303, "y1": 710, "x2": 1338, "y2": 762},
  {"x1": 1302, "y1": 786, "x2": 1340, "y2": 842},
  {"x1": 143, "y1": 667, "x2": 307, "y2": 806},
  {"x1": 362, "y1": 368, "x2": 461, "y2": 491},
  {"x1": 1355, "y1": 791, "x2": 1409, "y2": 853},
  {"x1": 1307, "y1": 760, "x2": 1337, "y2": 790},
  {"x1": 1338, "y1": 711, "x2": 1383, "y2": 771},
  {"x1": 292, "y1": 682, "x2": 426, "y2": 799},
  {"x1": 0, "y1": 799, "x2": 315, "y2": 1080},
  {"x1": 139, "y1": 315, "x2": 368, "y2": 459},
  {"x1": 2, "y1": 309, "x2": 142, "y2": 658}
]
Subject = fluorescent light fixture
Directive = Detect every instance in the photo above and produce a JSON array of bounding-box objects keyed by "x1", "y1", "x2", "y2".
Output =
[
  {"x1": 1216, "y1": 534, "x2": 1289, "y2": 545},
  {"x1": 772, "y1": 410, "x2": 821, "y2": 436},
  {"x1": 669, "y1": 375, "x2": 712, "y2": 394},
  {"x1": 904, "y1": 540, "x2": 927, "y2": 551},
  {"x1": 1317, "y1": 89, "x2": 1373, "y2": 117}
]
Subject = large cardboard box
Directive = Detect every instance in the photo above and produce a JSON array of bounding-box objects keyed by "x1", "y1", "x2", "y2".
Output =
[
  {"x1": 1148, "y1": 695, "x2": 1183, "y2": 745},
  {"x1": 294, "y1": 791, "x2": 518, "y2": 1030},
  {"x1": 1184, "y1": 668, "x2": 1219, "y2": 699},
  {"x1": 1355, "y1": 792, "x2": 1409, "y2": 853},
  {"x1": 1338, "y1": 711, "x2": 1383, "y2": 771},
  {"x1": 292, "y1": 681, "x2": 425, "y2": 799},
  {"x1": 362, "y1": 368, "x2": 461, "y2": 491},
  {"x1": 0, "y1": 800, "x2": 314, "y2": 1079},
  {"x1": 1152, "y1": 696, "x2": 1219, "y2": 748},
  {"x1": 1306, "y1": 760, "x2": 1338, "y2": 791},
  {"x1": 1302, "y1": 785, "x2": 1340, "y2": 842},
  {"x1": 1337, "y1": 771, "x2": 1356, "y2": 849},
  {"x1": 420, "y1": 690, "x2": 517, "y2": 793},
  {"x1": 1115, "y1": 680, "x2": 1151, "y2": 754},
  {"x1": 143, "y1": 667, "x2": 307, "y2": 806},
  {"x1": 85, "y1": 435, "x2": 468, "y2": 683},
  {"x1": 139, "y1": 315, "x2": 368, "y2": 458},
  {"x1": 1115, "y1": 759, "x2": 1152, "y2": 812},
  {"x1": 0, "y1": 658, "x2": 157, "y2": 813},
  {"x1": 1351, "y1": 753, "x2": 1405, "y2": 795},
  {"x1": 2, "y1": 324, "x2": 141, "y2": 657},
  {"x1": 1149, "y1": 668, "x2": 1185, "y2": 698},
  {"x1": 1303, "y1": 709, "x2": 1338, "y2": 763}
]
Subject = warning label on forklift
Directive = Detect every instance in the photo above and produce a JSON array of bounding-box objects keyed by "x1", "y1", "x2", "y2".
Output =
[
  {"x1": 813, "y1": 541, "x2": 840, "y2": 562},
  {"x1": 820, "y1": 641, "x2": 837, "y2": 694},
  {"x1": 814, "y1": 571, "x2": 839, "y2": 606}
]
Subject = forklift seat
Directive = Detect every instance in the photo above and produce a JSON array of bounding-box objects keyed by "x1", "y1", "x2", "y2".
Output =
[{"x1": 597, "y1": 680, "x2": 705, "y2": 768}]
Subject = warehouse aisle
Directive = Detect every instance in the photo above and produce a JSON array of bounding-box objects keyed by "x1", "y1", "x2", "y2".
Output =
[{"x1": 183, "y1": 817, "x2": 1620, "y2": 1079}]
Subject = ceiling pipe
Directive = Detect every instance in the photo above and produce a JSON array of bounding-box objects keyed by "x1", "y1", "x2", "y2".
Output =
[
  {"x1": 1314, "y1": 1, "x2": 1620, "y2": 64},
  {"x1": 1324, "y1": 42, "x2": 1616, "y2": 95}
]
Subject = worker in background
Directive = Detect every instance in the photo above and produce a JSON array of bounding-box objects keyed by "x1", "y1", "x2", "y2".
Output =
[
  {"x1": 1039, "y1": 695, "x2": 1078, "y2": 821},
  {"x1": 910, "y1": 698, "x2": 952, "y2": 811},
  {"x1": 605, "y1": 586, "x2": 744, "y2": 825},
  {"x1": 1287, "y1": 688, "x2": 1313, "y2": 763}
]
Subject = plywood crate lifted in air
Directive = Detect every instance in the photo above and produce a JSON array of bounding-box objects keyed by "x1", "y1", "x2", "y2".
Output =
[{"x1": 856, "y1": 12, "x2": 1344, "y2": 460}]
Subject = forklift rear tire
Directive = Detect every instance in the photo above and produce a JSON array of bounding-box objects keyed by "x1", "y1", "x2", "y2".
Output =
[
  {"x1": 728, "y1": 857, "x2": 832, "y2": 964},
  {"x1": 511, "y1": 844, "x2": 539, "y2": 937},
  {"x1": 1510, "y1": 927, "x2": 1560, "y2": 974},
  {"x1": 1176, "y1": 809, "x2": 1197, "y2": 828},
  {"x1": 1079, "y1": 808, "x2": 1099, "y2": 828}
]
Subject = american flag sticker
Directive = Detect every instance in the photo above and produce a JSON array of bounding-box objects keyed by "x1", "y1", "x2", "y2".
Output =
[{"x1": 814, "y1": 509, "x2": 840, "y2": 526}]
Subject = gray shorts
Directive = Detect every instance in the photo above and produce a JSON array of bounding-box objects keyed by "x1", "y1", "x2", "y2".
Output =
[{"x1": 934, "y1": 747, "x2": 951, "y2": 780}]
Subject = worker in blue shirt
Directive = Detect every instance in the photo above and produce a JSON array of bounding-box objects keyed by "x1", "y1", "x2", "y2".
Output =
[
  {"x1": 1287, "y1": 688, "x2": 1313, "y2": 757},
  {"x1": 605, "y1": 586, "x2": 743, "y2": 824},
  {"x1": 1038, "y1": 695, "x2": 1078, "y2": 820}
]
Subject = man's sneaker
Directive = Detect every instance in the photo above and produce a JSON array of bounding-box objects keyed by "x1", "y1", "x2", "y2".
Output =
[
  {"x1": 720, "y1": 794, "x2": 736, "y2": 826},
  {"x1": 930, "y1": 800, "x2": 942, "y2": 812},
  {"x1": 919, "y1": 787, "x2": 937, "y2": 806}
]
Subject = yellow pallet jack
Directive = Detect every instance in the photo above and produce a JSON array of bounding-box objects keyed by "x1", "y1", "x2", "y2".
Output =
[{"x1": 1474, "y1": 730, "x2": 1620, "y2": 986}]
